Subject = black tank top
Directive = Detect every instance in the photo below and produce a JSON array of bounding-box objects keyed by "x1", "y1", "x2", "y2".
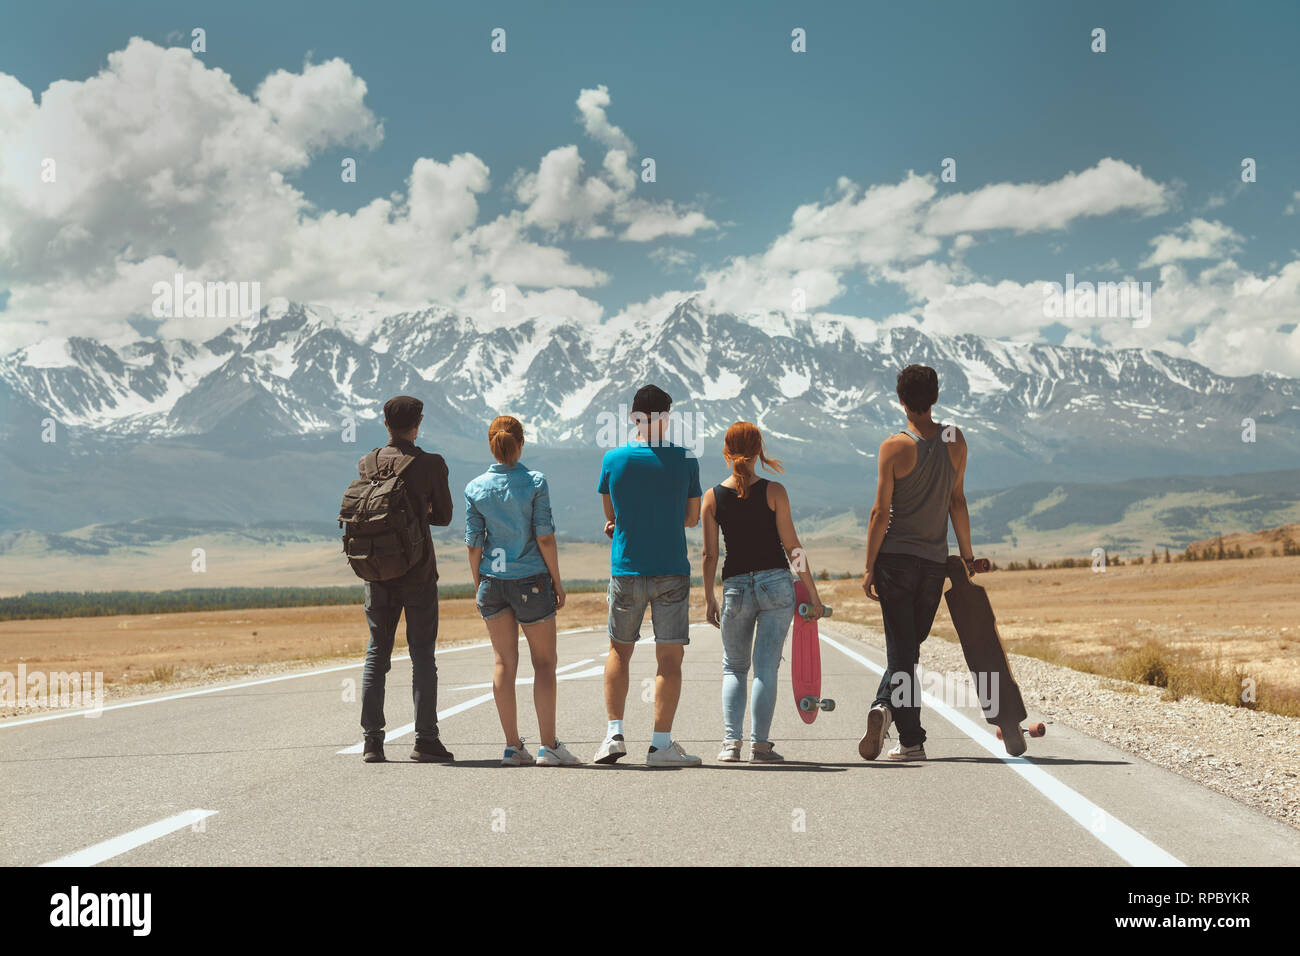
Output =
[{"x1": 714, "y1": 478, "x2": 789, "y2": 580}]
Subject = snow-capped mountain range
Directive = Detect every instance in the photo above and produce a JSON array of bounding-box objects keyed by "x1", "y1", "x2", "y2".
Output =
[{"x1": 3, "y1": 297, "x2": 1298, "y2": 482}]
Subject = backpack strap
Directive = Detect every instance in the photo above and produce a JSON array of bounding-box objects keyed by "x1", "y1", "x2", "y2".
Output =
[
  {"x1": 362, "y1": 447, "x2": 422, "y2": 480},
  {"x1": 392, "y1": 448, "x2": 422, "y2": 477}
]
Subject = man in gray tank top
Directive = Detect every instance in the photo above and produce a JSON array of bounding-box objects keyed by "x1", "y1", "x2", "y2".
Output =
[{"x1": 858, "y1": 365, "x2": 977, "y2": 761}]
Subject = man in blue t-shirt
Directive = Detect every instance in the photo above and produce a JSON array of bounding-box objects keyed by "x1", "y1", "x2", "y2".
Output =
[{"x1": 594, "y1": 384, "x2": 703, "y2": 767}]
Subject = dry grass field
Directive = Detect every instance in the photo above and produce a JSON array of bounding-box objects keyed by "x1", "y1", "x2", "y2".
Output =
[{"x1": 2, "y1": 554, "x2": 1297, "y2": 717}]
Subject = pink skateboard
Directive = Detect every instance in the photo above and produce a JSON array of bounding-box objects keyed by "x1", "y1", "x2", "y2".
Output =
[{"x1": 792, "y1": 580, "x2": 835, "y2": 723}]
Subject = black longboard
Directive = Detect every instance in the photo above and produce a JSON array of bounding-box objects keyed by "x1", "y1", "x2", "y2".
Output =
[{"x1": 944, "y1": 557, "x2": 1030, "y2": 756}]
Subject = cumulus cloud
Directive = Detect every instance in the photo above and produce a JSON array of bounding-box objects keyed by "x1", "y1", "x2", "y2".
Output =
[
  {"x1": 1140, "y1": 218, "x2": 1243, "y2": 268},
  {"x1": 924, "y1": 158, "x2": 1168, "y2": 235},
  {"x1": 696, "y1": 160, "x2": 1164, "y2": 319},
  {"x1": 0, "y1": 44, "x2": 703, "y2": 350},
  {"x1": 515, "y1": 87, "x2": 716, "y2": 243}
]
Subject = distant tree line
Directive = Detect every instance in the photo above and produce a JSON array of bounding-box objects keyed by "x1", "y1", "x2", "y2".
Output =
[
  {"x1": 1, "y1": 581, "x2": 600, "y2": 621},
  {"x1": 998, "y1": 535, "x2": 1300, "y2": 571}
]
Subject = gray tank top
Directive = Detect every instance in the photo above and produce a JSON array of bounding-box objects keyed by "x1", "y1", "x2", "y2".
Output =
[{"x1": 879, "y1": 426, "x2": 955, "y2": 564}]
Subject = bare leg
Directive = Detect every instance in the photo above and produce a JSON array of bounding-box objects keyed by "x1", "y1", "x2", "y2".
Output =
[
  {"x1": 486, "y1": 613, "x2": 522, "y2": 748},
  {"x1": 653, "y1": 643, "x2": 685, "y2": 733},
  {"x1": 604, "y1": 640, "x2": 635, "y2": 721},
  {"x1": 521, "y1": 616, "x2": 558, "y2": 747}
]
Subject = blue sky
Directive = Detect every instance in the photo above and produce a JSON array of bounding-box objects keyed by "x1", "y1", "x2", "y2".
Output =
[{"x1": 1, "y1": 0, "x2": 1298, "y2": 373}]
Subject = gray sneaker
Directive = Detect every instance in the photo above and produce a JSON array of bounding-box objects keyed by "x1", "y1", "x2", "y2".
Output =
[
  {"x1": 646, "y1": 741, "x2": 702, "y2": 767},
  {"x1": 859, "y1": 704, "x2": 892, "y2": 760},
  {"x1": 717, "y1": 739, "x2": 742, "y2": 762},
  {"x1": 749, "y1": 741, "x2": 784, "y2": 762},
  {"x1": 888, "y1": 743, "x2": 927, "y2": 761},
  {"x1": 501, "y1": 740, "x2": 536, "y2": 767}
]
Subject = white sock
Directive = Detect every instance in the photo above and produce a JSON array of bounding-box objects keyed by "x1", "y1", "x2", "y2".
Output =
[
  {"x1": 608, "y1": 719, "x2": 624, "y2": 738},
  {"x1": 651, "y1": 730, "x2": 672, "y2": 751}
]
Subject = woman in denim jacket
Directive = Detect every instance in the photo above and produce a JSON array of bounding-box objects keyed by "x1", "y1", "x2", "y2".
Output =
[
  {"x1": 465, "y1": 416, "x2": 582, "y2": 766},
  {"x1": 701, "y1": 422, "x2": 825, "y2": 763}
]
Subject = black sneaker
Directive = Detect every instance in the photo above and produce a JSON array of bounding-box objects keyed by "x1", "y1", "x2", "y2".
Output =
[
  {"x1": 410, "y1": 738, "x2": 455, "y2": 762},
  {"x1": 362, "y1": 739, "x2": 385, "y2": 763}
]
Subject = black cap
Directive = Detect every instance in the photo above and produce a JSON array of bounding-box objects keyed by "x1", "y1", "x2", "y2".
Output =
[
  {"x1": 631, "y1": 384, "x2": 672, "y2": 416},
  {"x1": 383, "y1": 395, "x2": 424, "y2": 430}
]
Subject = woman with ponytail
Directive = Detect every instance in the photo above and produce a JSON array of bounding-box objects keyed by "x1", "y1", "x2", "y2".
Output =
[
  {"x1": 701, "y1": 422, "x2": 825, "y2": 762},
  {"x1": 464, "y1": 416, "x2": 581, "y2": 766}
]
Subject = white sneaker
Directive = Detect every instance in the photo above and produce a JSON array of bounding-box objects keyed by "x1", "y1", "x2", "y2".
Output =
[
  {"x1": 646, "y1": 741, "x2": 702, "y2": 767},
  {"x1": 537, "y1": 741, "x2": 584, "y2": 766},
  {"x1": 501, "y1": 740, "x2": 536, "y2": 767},
  {"x1": 888, "y1": 743, "x2": 927, "y2": 761},
  {"x1": 593, "y1": 734, "x2": 627, "y2": 764},
  {"x1": 717, "y1": 739, "x2": 742, "y2": 762}
]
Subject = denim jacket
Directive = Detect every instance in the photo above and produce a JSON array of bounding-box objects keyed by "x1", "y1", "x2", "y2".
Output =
[{"x1": 464, "y1": 462, "x2": 555, "y2": 579}]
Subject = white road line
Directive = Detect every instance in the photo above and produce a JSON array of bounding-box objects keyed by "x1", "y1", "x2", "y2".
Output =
[
  {"x1": 447, "y1": 657, "x2": 596, "y2": 691},
  {"x1": 40, "y1": 809, "x2": 218, "y2": 867},
  {"x1": 1, "y1": 630, "x2": 608, "y2": 730},
  {"x1": 336, "y1": 662, "x2": 606, "y2": 754},
  {"x1": 819, "y1": 628, "x2": 1185, "y2": 867}
]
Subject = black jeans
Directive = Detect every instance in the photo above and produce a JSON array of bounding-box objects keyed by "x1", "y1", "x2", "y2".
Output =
[
  {"x1": 872, "y1": 552, "x2": 947, "y2": 747},
  {"x1": 361, "y1": 576, "x2": 440, "y2": 744}
]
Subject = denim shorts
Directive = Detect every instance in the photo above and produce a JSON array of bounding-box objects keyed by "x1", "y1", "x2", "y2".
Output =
[
  {"x1": 607, "y1": 574, "x2": 691, "y2": 645},
  {"x1": 476, "y1": 573, "x2": 557, "y2": 625}
]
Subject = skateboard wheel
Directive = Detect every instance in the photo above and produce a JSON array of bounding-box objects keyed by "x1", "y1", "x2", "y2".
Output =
[
  {"x1": 1028, "y1": 722, "x2": 1046, "y2": 737},
  {"x1": 995, "y1": 727, "x2": 1003, "y2": 740},
  {"x1": 820, "y1": 699, "x2": 836, "y2": 712},
  {"x1": 799, "y1": 697, "x2": 814, "y2": 712}
]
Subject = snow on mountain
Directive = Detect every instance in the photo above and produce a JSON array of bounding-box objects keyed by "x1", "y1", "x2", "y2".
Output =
[{"x1": 3, "y1": 297, "x2": 1299, "y2": 483}]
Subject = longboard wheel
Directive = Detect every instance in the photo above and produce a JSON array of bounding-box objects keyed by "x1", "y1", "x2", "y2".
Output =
[
  {"x1": 799, "y1": 696, "x2": 815, "y2": 712},
  {"x1": 998, "y1": 723, "x2": 1046, "y2": 739},
  {"x1": 820, "y1": 698, "x2": 836, "y2": 711}
]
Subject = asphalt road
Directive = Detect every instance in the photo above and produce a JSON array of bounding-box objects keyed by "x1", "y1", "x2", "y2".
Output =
[{"x1": 4, "y1": 622, "x2": 1298, "y2": 867}]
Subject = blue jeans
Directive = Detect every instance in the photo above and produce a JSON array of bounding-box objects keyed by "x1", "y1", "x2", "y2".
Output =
[
  {"x1": 361, "y1": 577, "x2": 440, "y2": 744},
  {"x1": 719, "y1": 569, "x2": 795, "y2": 742},
  {"x1": 872, "y1": 551, "x2": 947, "y2": 747}
]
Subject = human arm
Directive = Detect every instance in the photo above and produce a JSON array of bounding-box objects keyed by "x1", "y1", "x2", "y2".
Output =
[
  {"x1": 701, "y1": 489, "x2": 721, "y2": 627},
  {"x1": 947, "y1": 429, "x2": 974, "y2": 564},
  {"x1": 863, "y1": 438, "x2": 900, "y2": 602},
  {"x1": 464, "y1": 487, "x2": 485, "y2": 589},
  {"x1": 601, "y1": 493, "x2": 616, "y2": 538},
  {"x1": 532, "y1": 475, "x2": 564, "y2": 609},
  {"x1": 428, "y1": 455, "x2": 454, "y2": 527},
  {"x1": 770, "y1": 482, "x2": 823, "y2": 619},
  {"x1": 684, "y1": 455, "x2": 702, "y2": 528}
]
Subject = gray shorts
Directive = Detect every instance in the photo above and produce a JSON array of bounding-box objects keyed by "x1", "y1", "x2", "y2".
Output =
[
  {"x1": 477, "y1": 574, "x2": 557, "y2": 625},
  {"x1": 607, "y1": 574, "x2": 691, "y2": 645}
]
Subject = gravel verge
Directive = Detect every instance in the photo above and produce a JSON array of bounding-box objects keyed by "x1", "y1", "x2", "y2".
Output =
[{"x1": 829, "y1": 620, "x2": 1300, "y2": 831}]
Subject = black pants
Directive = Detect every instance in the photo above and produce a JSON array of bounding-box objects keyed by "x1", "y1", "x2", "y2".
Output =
[
  {"x1": 872, "y1": 552, "x2": 947, "y2": 747},
  {"x1": 361, "y1": 576, "x2": 440, "y2": 744}
]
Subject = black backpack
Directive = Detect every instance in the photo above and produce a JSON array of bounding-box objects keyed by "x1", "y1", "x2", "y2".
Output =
[{"x1": 339, "y1": 448, "x2": 426, "y2": 582}]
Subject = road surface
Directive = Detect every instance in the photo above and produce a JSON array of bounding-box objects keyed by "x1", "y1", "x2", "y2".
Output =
[{"x1": 3, "y1": 622, "x2": 1298, "y2": 867}]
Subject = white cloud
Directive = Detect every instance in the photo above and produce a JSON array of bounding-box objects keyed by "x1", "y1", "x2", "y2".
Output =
[
  {"x1": 576, "y1": 84, "x2": 634, "y2": 153},
  {"x1": 0, "y1": 44, "x2": 694, "y2": 349},
  {"x1": 925, "y1": 158, "x2": 1168, "y2": 235},
  {"x1": 515, "y1": 88, "x2": 716, "y2": 243},
  {"x1": 1140, "y1": 218, "x2": 1243, "y2": 268}
]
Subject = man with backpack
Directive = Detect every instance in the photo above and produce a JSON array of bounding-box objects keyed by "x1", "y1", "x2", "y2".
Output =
[{"x1": 340, "y1": 396, "x2": 455, "y2": 764}]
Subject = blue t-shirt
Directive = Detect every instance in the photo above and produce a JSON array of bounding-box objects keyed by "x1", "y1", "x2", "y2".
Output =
[
  {"x1": 598, "y1": 441, "x2": 702, "y2": 577},
  {"x1": 464, "y1": 462, "x2": 555, "y2": 579}
]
